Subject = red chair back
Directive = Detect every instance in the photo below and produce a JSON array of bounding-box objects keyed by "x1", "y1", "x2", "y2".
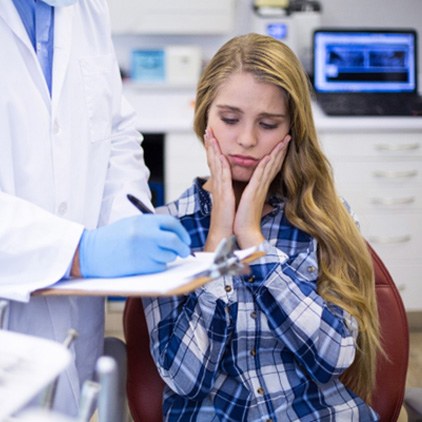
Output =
[
  {"x1": 368, "y1": 242, "x2": 409, "y2": 421},
  {"x1": 124, "y1": 298, "x2": 164, "y2": 422}
]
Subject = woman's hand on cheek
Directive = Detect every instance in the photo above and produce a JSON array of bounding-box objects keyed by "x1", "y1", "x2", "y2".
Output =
[
  {"x1": 234, "y1": 135, "x2": 291, "y2": 248},
  {"x1": 259, "y1": 134, "x2": 291, "y2": 188},
  {"x1": 204, "y1": 129, "x2": 236, "y2": 251}
]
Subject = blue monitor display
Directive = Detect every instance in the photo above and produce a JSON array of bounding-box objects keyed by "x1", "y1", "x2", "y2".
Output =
[{"x1": 313, "y1": 29, "x2": 418, "y2": 93}]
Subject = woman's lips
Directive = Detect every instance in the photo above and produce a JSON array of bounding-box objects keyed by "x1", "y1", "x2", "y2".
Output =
[{"x1": 229, "y1": 155, "x2": 259, "y2": 167}]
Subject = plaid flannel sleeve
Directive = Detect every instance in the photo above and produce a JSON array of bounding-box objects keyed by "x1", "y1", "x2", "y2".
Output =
[{"x1": 142, "y1": 286, "x2": 236, "y2": 400}]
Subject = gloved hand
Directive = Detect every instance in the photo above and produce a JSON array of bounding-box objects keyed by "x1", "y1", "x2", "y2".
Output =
[{"x1": 78, "y1": 214, "x2": 192, "y2": 278}]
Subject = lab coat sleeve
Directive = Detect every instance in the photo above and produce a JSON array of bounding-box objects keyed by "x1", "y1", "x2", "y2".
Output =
[
  {"x1": 96, "y1": 4, "x2": 152, "y2": 226},
  {"x1": 0, "y1": 192, "x2": 84, "y2": 301},
  {"x1": 101, "y1": 95, "x2": 152, "y2": 225}
]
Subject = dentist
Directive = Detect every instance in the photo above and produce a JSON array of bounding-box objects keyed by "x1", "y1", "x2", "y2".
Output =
[{"x1": 0, "y1": 0, "x2": 191, "y2": 416}]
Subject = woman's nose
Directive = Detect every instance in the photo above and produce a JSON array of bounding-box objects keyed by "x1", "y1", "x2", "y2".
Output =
[{"x1": 237, "y1": 127, "x2": 257, "y2": 148}]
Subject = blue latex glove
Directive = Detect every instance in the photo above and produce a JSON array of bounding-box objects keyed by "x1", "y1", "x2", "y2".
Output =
[{"x1": 79, "y1": 214, "x2": 192, "y2": 278}]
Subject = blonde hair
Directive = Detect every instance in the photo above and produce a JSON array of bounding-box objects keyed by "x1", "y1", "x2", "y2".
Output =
[{"x1": 194, "y1": 33, "x2": 380, "y2": 403}]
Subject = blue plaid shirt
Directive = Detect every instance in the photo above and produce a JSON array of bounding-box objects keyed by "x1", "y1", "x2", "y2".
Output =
[{"x1": 143, "y1": 178, "x2": 379, "y2": 421}]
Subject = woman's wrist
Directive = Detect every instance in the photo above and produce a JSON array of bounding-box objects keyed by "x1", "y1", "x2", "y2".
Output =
[
  {"x1": 205, "y1": 234, "x2": 230, "y2": 252},
  {"x1": 236, "y1": 231, "x2": 265, "y2": 250},
  {"x1": 205, "y1": 224, "x2": 233, "y2": 252}
]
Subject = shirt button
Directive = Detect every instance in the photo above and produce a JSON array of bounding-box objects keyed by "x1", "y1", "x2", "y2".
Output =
[
  {"x1": 307, "y1": 265, "x2": 316, "y2": 273},
  {"x1": 250, "y1": 311, "x2": 257, "y2": 319},
  {"x1": 250, "y1": 348, "x2": 256, "y2": 357},
  {"x1": 224, "y1": 285, "x2": 232, "y2": 293},
  {"x1": 247, "y1": 275, "x2": 255, "y2": 283},
  {"x1": 57, "y1": 202, "x2": 68, "y2": 216},
  {"x1": 257, "y1": 387, "x2": 265, "y2": 395}
]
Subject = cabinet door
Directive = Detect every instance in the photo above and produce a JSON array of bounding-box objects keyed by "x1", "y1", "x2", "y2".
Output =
[
  {"x1": 388, "y1": 263, "x2": 422, "y2": 311},
  {"x1": 321, "y1": 132, "x2": 422, "y2": 159},
  {"x1": 165, "y1": 133, "x2": 209, "y2": 203},
  {"x1": 330, "y1": 161, "x2": 422, "y2": 212},
  {"x1": 320, "y1": 130, "x2": 422, "y2": 310}
]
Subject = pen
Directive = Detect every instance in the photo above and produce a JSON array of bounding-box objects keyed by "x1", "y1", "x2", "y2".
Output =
[
  {"x1": 127, "y1": 193, "x2": 195, "y2": 257},
  {"x1": 127, "y1": 193, "x2": 154, "y2": 214}
]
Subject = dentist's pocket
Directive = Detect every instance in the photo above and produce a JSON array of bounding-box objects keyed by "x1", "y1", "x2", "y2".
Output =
[{"x1": 79, "y1": 55, "x2": 115, "y2": 143}]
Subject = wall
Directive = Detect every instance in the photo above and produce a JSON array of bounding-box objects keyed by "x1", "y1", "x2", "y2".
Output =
[
  {"x1": 112, "y1": 0, "x2": 422, "y2": 76},
  {"x1": 320, "y1": 0, "x2": 422, "y2": 73},
  {"x1": 320, "y1": 0, "x2": 422, "y2": 30}
]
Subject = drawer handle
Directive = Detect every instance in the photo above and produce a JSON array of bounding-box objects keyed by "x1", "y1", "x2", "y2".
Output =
[
  {"x1": 370, "y1": 196, "x2": 416, "y2": 206},
  {"x1": 373, "y1": 170, "x2": 418, "y2": 179},
  {"x1": 375, "y1": 143, "x2": 420, "y2": 152},
  {"x1": 368, "y1": 234, "x2": 411, "y2": 244}
]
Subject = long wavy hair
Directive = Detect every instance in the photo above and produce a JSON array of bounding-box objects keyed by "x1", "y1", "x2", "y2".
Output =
[{"x1": 193, "y1": 33, "x2": 380, "y2": 403}]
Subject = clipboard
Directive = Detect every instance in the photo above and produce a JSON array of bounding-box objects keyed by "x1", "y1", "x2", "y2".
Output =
[{"x1": 35, "y1": 237, "x2": 266, "y2": 297}]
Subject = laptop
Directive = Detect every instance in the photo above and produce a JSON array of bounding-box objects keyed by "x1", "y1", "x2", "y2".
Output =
[{"x1": 312, "y1": 28, "x2": 422, "y2": 116}]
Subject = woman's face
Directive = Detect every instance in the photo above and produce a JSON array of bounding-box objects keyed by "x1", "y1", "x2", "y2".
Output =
[{"x1": 207, "y1": 71, "x2": 290, "y2": 183}]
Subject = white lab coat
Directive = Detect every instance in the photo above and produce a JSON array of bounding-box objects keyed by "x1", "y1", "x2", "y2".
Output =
[{"x1": 0, "y1": 0, "x2": 152, "y2": 416}]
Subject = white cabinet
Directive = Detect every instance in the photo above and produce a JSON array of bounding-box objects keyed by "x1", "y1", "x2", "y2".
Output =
[
  {"x1": 107, "y1": 0, "x2": 235, "y2": 34},
  {"x1": 165, "y1": 132, "x2": 209, "y2": 203},
  {"x1": 319, "y1": 126, "x2": 422, "y2": 310}
]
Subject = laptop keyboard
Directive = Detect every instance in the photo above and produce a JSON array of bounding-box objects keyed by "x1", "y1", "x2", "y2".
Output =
[{"x1": 316, "y1": 93, "x2": 422, "y2": 116}]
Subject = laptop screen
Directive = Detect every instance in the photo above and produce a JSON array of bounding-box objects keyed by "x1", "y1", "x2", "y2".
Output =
[{"x1": 313, "y1": 29, "x2": 418, "y2": 94}]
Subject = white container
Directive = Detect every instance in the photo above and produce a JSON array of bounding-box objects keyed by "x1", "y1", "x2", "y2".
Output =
[
  {"x1": 252, "y1": 10, "x2": 297, "y2": 54},
  {"x1": 165, "y1": 46, "x2": 202, "y2": 85},
  {"x1": 251, "y1": 8, "x2": 321, "y2": 74}
]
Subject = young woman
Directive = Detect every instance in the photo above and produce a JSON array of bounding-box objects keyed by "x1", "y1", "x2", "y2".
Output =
[{"x1": 143, "y1": 33, "x2": 381, "y2": 421}]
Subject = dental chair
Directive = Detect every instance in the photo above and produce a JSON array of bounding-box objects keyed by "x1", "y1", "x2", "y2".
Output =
[{"x1": 122, "y1": 242, "x2": 410, "y2": 422}]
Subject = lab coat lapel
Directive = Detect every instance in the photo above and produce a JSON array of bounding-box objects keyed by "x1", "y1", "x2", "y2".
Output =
[
  {"x1": 52, "y1": 6, "x2": 74, "y2": 110},
  {"x1": 0, "y1": 0, "x2": 32, "y2": 51},
  {"x1": 0, "y1": 0, "x2": 50, "y2": 106}
]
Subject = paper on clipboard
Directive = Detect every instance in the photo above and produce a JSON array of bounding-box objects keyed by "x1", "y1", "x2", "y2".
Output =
[{"x1": 36, "y1": 240, "x2": 266, "y2": 297}]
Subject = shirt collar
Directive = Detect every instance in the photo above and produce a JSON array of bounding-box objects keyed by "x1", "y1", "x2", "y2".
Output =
[{"x1": 194, "y1": 178, "x2": 212, "y2": 216}]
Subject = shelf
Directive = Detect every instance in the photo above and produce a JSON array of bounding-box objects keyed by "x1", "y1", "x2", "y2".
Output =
[{"x1": 123, "y1": 80, "x2": 196, "y2": 92}]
